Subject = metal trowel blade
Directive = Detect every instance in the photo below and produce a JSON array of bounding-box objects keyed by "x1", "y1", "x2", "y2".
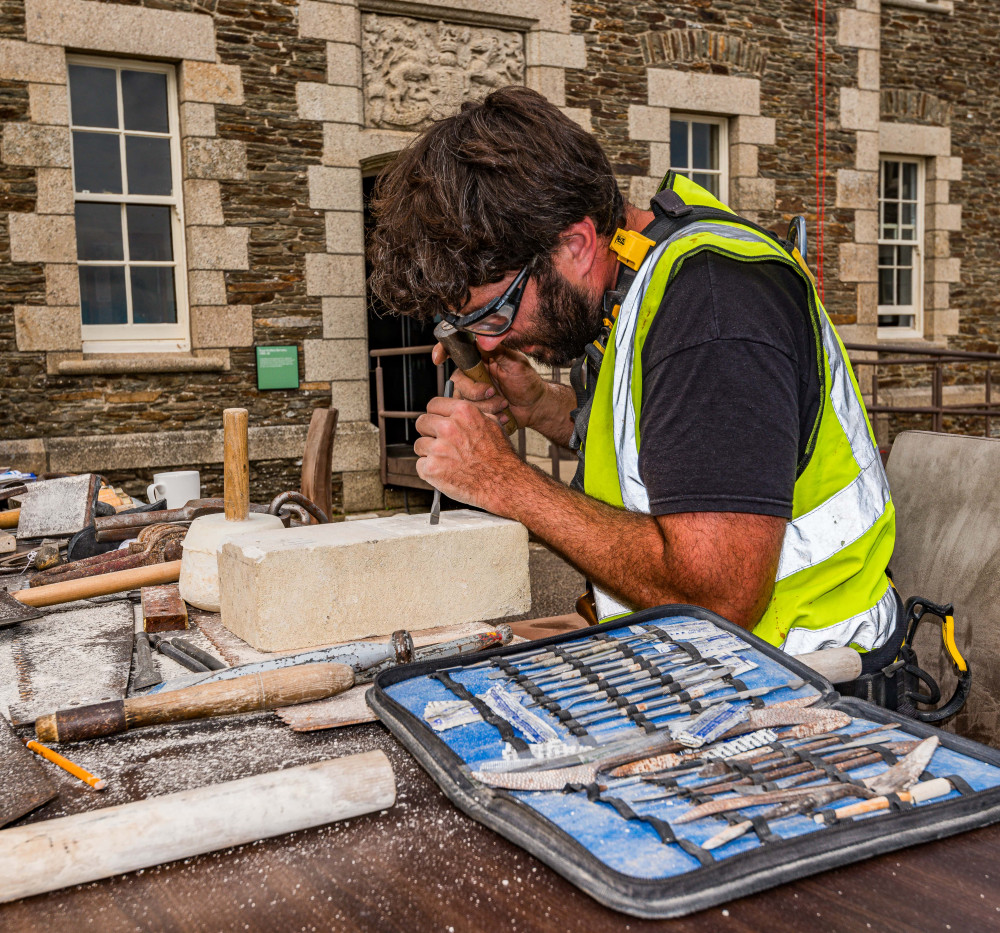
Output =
[{"x1": 0, "y1": 589, "x2": 42, "y2": 629}]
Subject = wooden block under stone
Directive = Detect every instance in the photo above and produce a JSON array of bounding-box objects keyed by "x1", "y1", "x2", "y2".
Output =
[
  {"x1": 142, "y1": 583, "x2": 189, "y2": 633},
  {"x1": 218, "y1": 509, "x2": 530, "y2": 651}
]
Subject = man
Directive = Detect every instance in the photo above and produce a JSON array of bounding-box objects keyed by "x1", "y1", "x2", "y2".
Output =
[{"x1": 369, "y1": 86, "x2": 900, "y2": 662}]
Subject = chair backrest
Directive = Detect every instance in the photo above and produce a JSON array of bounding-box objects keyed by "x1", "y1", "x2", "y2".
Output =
[
  {"x1": 886, "y1": 430, "x2": 1000, "y2": 746},
  {"x1": 301, "y1": 408, "x2": 338, "y2": 522}
]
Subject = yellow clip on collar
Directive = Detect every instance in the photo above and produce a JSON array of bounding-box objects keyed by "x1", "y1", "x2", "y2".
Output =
[{"x1": 610, "y1": 228, "x2": 656, "y2": 271}]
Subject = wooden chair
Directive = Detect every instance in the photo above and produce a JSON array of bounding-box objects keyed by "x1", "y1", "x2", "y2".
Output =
[{"x1": 300, "y1": 408, "x2": 338, "y2": 522}]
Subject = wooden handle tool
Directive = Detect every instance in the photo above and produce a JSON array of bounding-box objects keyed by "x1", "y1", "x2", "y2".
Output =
[
  {"x1": 433, "y1": 321, "x2": 520, "y2": 436},
  {"x1": 11, "y1": 560, "x2": 181, "y2": 608},
  {"x1": 35, "y1": 661, "x2": 354, "y2": 743},
  {"x1": 823, "y1": 777, "x2": 954, "y2": 820},
  {"x1": 223, "y1": 407, "x2": 250, "y2": 522},
  {"x1": 0, "y1": 508, "x2": 19, "y2": 529}
]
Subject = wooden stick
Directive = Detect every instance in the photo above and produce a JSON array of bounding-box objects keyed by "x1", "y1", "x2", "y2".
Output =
[
  {"x1": 11, "y1": 560, "x2": 181, "y2": 608},
  {"x1": 0, "y1": 508, "x2": 19, "y2": 529},
  {"x1": 0, "y1": 751, "x2": 395, "y2": 904},
  {"x1": 792, "y1": 646, "x2": 863, "y2": 684},
  {"x1": 823, "y1": 777, "x2": 953, "y2": 820},
  {"x1": 35, "y1": 661, "x2": 354, "y2": 743},
  {"x1": 223, "y1": 407, "x2": 249, "y2": 522},
  {"x1": 23, "y1": 739, "x2": 106, "y2": 790}
]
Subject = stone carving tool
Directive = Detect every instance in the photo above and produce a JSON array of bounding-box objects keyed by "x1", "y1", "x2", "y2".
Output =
[
  {"x1": 11, "y1": 560, "x2": 181, "y2": 608},
  {"x1": 130, "y1": 632, "x2": 162, "y2": 691},
  {"x1": 429, "y1": 380, "x2": 455, "y2": 525},
  {"x1": 0, "y1": 588, "x2": 43, "y2": 629},
  {"x1": 0, "y1": 716, "x2": 56, "y2": 827}
]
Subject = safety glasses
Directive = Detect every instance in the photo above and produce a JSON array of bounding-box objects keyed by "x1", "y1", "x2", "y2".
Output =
[{"x1": 440, "y1": 265, "x2": 531, "y2": 336}]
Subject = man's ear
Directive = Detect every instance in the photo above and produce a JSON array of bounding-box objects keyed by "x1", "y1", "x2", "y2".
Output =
[{"x1": 552, "y1": 217, "x2": 601, "y2": 281}]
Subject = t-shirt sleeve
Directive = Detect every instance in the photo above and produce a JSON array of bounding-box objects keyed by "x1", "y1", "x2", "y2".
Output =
[{"x1": 637, "y1": 250, "x2": 812, "y2": 519}]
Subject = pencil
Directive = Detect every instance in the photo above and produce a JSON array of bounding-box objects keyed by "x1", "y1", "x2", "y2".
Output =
[{"x1": 23, "y1": 738, "x2": 107, "y2": 790}]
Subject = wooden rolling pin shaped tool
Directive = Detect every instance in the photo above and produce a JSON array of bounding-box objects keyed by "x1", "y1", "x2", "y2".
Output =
[
  {"x1": 35, "y1": 662, "x2": 354, "y2": 744},
  {"x1": 433, "y1": 321, "x2": 520, "y2": 436}
]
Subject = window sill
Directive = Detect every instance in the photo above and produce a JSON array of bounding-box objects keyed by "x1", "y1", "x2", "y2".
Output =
[
  {"x1": 883, "y1": 0, "x2": 953, "y2": 14},
  {"x1": 54, "y1": 351, "x2": 230, "y2": 376}
]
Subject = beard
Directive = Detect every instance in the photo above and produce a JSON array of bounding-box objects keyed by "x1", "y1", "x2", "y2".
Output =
[{"x1": 502, "y1": 263, "x2": 605, "y2": 366}]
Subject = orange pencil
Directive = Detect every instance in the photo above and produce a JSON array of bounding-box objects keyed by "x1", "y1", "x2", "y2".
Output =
[{"x1": 23, "y1": 739, "x2": 107, "y2": 791}]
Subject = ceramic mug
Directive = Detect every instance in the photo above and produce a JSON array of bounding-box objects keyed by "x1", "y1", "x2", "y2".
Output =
[{"x1": 147, "y1": 471, "x2": 201, "y2": 510}]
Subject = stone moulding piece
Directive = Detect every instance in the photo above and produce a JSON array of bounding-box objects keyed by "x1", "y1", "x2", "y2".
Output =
[
  {"x1": 639, "y1": 29, "x2": 766, "y2": 77},
  {"x1": 880, "y1": 89, "x2": 951, "y2": 127},
  {"x1": 361, "y1": 13, "x2": 525, "y2": 131}
]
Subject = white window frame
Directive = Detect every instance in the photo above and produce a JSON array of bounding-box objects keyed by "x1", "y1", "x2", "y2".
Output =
[
  {"x1": 68, "y1": 54, "x2": 190, "y2": 354},
  {"x1": 877, "y1": 156, "x2": 925, "y2": 340},
  {"x1": 669, "y1": 113, "x2": 729, "y2": 203}
]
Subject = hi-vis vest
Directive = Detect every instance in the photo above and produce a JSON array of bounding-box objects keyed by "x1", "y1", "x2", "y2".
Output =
[{"x1": 584, "y1": 174, "x2": 898, "y2": 654}]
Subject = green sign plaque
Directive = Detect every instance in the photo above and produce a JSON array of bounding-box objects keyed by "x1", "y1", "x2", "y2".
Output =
[{"x1": 255, "y1": 345, "x2": 300, "y2": 390}]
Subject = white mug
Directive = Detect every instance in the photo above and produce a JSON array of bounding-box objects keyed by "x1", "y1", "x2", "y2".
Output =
[{"x1": 147, "y1": 471, "x2": 201, "y2": 510}]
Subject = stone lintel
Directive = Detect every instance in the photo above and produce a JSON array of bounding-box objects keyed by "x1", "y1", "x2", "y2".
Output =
[
  {"x1": 648, "y1": 69, "x2": 760, "y2": 116},
  {"x1": 878, "y1": 122, "x2": 951, "y2": 158}
]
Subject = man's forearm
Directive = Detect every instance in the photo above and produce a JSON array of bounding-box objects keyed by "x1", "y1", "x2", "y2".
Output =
[{"x1": 526, "y1": 380, "x2": 578, "y2": 449}]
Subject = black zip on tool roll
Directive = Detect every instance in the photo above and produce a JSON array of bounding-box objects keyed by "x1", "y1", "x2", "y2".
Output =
[{"x1": 430, "y1": 671, "x2": 530, "y2": 753}]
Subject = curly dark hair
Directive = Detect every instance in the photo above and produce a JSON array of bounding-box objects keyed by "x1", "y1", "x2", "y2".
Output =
[{"x1": 368, "y1": 86, "x2": 625, "y2": 321}]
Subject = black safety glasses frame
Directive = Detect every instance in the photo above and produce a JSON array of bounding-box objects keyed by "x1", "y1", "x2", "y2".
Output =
[{"x1": 439, "y1": 265, "x2": 531, "y2": 336}]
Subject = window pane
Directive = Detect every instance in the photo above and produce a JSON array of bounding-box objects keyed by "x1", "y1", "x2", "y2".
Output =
[
  {"x1": 80, "y1": 266, "x2": 127, "y2": 325},
  {"x1": 122, "y1": 71, "x2": 169, "y2": 133},
  {"x1": 127, "y1": 205, "x2": 172, "y2": 261},
  {"x1": 897, "y1": 267, "x2": 913, "y2": 306},
  {"x1": 670, "y1": 120, "x2": 688, "y2": 169},
  {"x1": 68, "y1": 65, "x2": 118, "y2": 128},
  {"x1": 902, "y1": 163, "x2": 918, "y2": 201},
  {"x1": 75, "y1": 203, "x2": 123, "y2": 261},
  {"x1": 897, "y1": 244, "x2": 914, "y2": 268},
  {"x1": 878, "y1": 244, "x2": 895, "y2": 267},
  {"x1": 125, "y1": 136, "x2": 172, "y2": 196},
  {"x1": 691, "y1": 123, "x2": 717, "y2": 170},
  {"x1": 881, "y1": 201, "x2": 898, "y2": 238},
  {"x1": 901, "y1": 202, "x2": 917, "y2": 239},
  {"x1": 131, "y1": 267, "x2": 176, "y2": 324},
  {"x1": 692, "y1": 172, "x2": 719, "y2": 196},
  {"x1": 879, "y1": 313, "x2": 914, "y2": 328},
  {"x1": 882, "y1": 161, "x2": 899, "y2": 199},
  {"x1": 878, "y1": 267, "x2": 895, "y2": 305},
  {"x1": 73, "y1": 132, "x2": 122, "y2": 194}
]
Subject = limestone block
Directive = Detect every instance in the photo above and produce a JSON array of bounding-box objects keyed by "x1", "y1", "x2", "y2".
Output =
[
  {"x1": 186, "y1": 226, "x2": 249, "y2": 271},
  {"x1": 329, "y1": 379, "x2": 370, "y2": 423},
  {"x1": 855, "y1": 209, "x2": 878, "y2": 244},
  {"x1": 180, "y1": 61, "x2": 244, "y2": 106},
  {"x1": 730, "y1": 143, "x2": 758, "y2": 178},
  {"x1": 855, "y1": 130, "x2": 880, "y2": 172},
  {"x1": 305, "y1": 252, "x2": 365, "y2": 297},
  {"x1": 35, "y1": 168, "x2": 73, "y2": 214},
  {"x1": 927, "y1": 229, "x2": 951, "y2": 260},
  {"x1": 927, "y1": 178, "x2": 950, "y2": 205},
  {"x1": 838, "y1": 243, "x2": 878, "y2": 283},
  {"x1": 526, "y1": 66, "x2": 566, "y2": 106},
  {"x1": 839, "y1": 88, "x2": 879, "y2": 132},
  {"x1": 525, "y1": 30, "x2": 585, "y2": 69},
  {"x1": 926, "y1": 202, "x2": 961, "y2": 232},
  {"x1": 25, "y1": 0, "x2": 216, "y2": 63},
  {"x1": 927, "y1": 307, "x2": 959, "y2": 339},
  {"x1": 628, "y1": 105, "x2": 671, "y2": 143},
  {"x1": 878, "y1": 122, "x2": 950, "y2": 158},
  {"x1": 926, "y1": 281, "x2": 951, "y2": 311},
  {"x1": 0, "y1": 438, "x2": 47, "y2": 475},
  {"x1": 559, "y1": 106, "x2": 591, "y2": 132},
  {"x1": 2, "y1": 124, "x2": 70, "y2": 167},
  {"x1": 327, "y1": 41, "x2": 362, "y2": 87},
  {"x1": 836, "y1": 169, "x2": 877, "y2": 210},
  {"x1": 855, "y1": 283, "x2": 878, "y2": 326},
  {"x1": 0, "y1": 39, "x2": 66, "y2": 83},
  {"x1": 341, "y1": 469, "x2": 384, "y2": 513},
  {"x1": 322, "y1": 295, "x2": 367, "y2": 338},
  {"x1": 298, "y1": 82, "x2": 362, "y2": 124},
  {"x1": 308, "y1": 165, "x2": 362, "y2": 211},
  {"x1": 838, "y1": 9, "x2": 879, "y2": 50},
  {"x1": 180, "y1": 102, "x2": 217, "y2": 138},
  {"x1": 322, "y1": 123, "x2": 361, "y2": 166},
  {"x1": 929, "y1": 155, "x2": 962, "y2": 182},
  {"x1": 325, "y1": 211, "x2": 364, "y2": 256},
  {"x1": 731, "y1": 116, "x2": 775, "y2": 146},
  {"x1": 629, "y1": 175, "x2": 661, "y2": 208},
  {"x1": 14, "y1": 305, "x2": 82, "y2": 351},
  {"x1": 858, "y1": 49, "x2": 879, "y2": 91},
  {"x1": 648, "y1": 142, "x2": 670, "y2": 177},
  {"x1": 648, "y1": 69, "x2": 760, "y2": 116},
  {"x1": 190, "y1": 305, "x2": 253, "y2": 348},
  {"x1": 330, "y1": 420, "x2": 379, "y2": 473},
  {"x1": 926, "y1": 257, "x2": 961, "y2": 284},
  {"x1": 731, "y1": 177, "x2": 775, "y2": 212},
  {"x1": 29, "y1": 84, "x2": 68, "y2": 126},
  {"x1": 188, "y1": 269, "x2": 228, "y2": 305},
  {"x1": 45, "y1": 264, "x2": 80, "y2": 306},
  {"x1": 355, "y1": 128, "x2": 413, "y2": 164},
  {"x1": 183, "y1": 138, "x2": 248, "y2": 181},
  {"x1": 300, "y1": 1, "x2": 360, "y2": 42},
  {"x1": 183, "y1": 180, "x2": 224, "y2": 226},
  {"x1": 9, "y1": 213, "x2": 75, "y2": 263},
  {"x1": 218, "y1": 510, "x2": 530, "y2": 650},
  {"x1": 304, "y1": 338, "x2": 368, "y2": 382}
]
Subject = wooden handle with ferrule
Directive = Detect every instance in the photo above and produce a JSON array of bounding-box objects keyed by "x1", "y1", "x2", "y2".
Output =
[
  {"x1": 824, "y1": 778, "x2": 954, "y2": 820},
  {"x1": 35, "y1": 661, "x2": 355, "y2": 743},
  {"x1": 12, "y1": 560, "x2": 181, "y2": 608},
  {"x1": 792, "y1": 646, "x2": 863, "y2": 684},
  {"x1": 0, "y1": 508, "x2": 19, "y2": 529},
  {"x1": 223, "y1": 407, "x2": 250, "y2": 522}
]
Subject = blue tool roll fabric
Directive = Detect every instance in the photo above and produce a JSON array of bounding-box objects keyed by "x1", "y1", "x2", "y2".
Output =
[{"x1": 368, "y1": 605, "x2": 1000, "y2": 919}]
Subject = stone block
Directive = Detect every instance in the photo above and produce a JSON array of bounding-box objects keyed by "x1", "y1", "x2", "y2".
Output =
[
  {"x1": 927, "y1": 307, "x2": 959, "y2": 338},
  {"x1": 855, "y1": 282, "x2": 878, "y2": 326},
  {"x1": 183, "y1": 180, "x2": 224, "y2": 226},
  {"x1": 836, "y1": 169, "x2": 878, "y2": 210},
  {"x1": 629, "y1": 175, "x2": 661, "y2": 208},
  {"x1": 926, "y1": 178, "x2": 950, "y2": 205},
  {"x1": 926, "y1": 257, "x2": 961, "y2": 283},
  {"x1": 926, "y1": 281, "x2": 951, "y2": 310},
  {"x1": 303, "y1": 338, "x2": 368, "y2": 381},
  {"x1": 0, "y1": 39, "x2": 66, "y2": 83},
  {"x1": 355, "y1": 127, "x2": 413, "y2": 164},
  {"x1": 327, "y1": 41, "x2": 362, "y2": 87},
  {"x1": 186, "y1": 226, "x2": 250, "y2": 271},
  {"x1": 878, "y1": 121, "x2": 951, "y2": 158},
  {"x1": 308, "y1": 165, "x2": 362, "y2": 211},
  {"x1": 927, "y1": 229, "x2": 951, "y2": 260},
  {"x1": 730, "y1": 143, "x2": 758, "y2": 178},
  {"x1": 183, "y1": 138, "x2": 248, "y2": 181},
  {"x1": 559, "y1": 106, "x2": 591, "y2": 131},
  {"x1": 305, "y1": 252, "x2": 365, "y2": 296},
  {"x1": 341, "y1": 469, "x2": 384, "y2": 513},
  {"x1": 929, "y1": 155, "x2": 962, "y2": 181},
  {"x1": 840, "y1": 88, "x2": 879, "y2": 132},
  {"x1": 731, "y1": 115, "x2": 775, "y2": 146},
  {"x1": 298, "y1": 82, "x2": 362, "y2": 124},
  {"x1": 300, "y1": 1, "x2": 360, "y2": 41},
  {"x1": 854, "y1": 130, "x2": 880, "y2": 172},
  {"x1": 838, "y1": 9, "x2": 880, "y2": 50},
  {"x1": 217, "y1": 509, "x2": 530, "y2": 650},
  {"x1": 647, "y1": 142, "x2": 670, "y2": 177},
  {"x1": 330, "y1": 420, "x2": 379, "y2": 473},
  {"x1": 838, "y1": 242, "x2": 878, "y2": 283},
  {"x1": 325, "y1": 211, "x2": 364, "y2": 256},
  {"x1": 180, "y1": 102, "x2": 217, "y2": 138},
  {"x1": 526, "y1": 66, "x2": 566, "y2": 106},
  {"x1": 9, "y1": 212, "x2": 75, "y2": 263},
  {"x1": 731, "y1": 177, "x2": 775, "y2": 211},
  {"x1": 2, "y1": 123, "x2": 70, "y2": 167},
  {"x1": 628, "y1": 105, "x2": 671, "y2": 143},
  {"x1": 854, "y1": 209, "x2": 878, "y2": 244},
  {"x1": 25, "y1": 0, "x2": 216, "y2": 62},
  {"x1": 322, "y1": 295, "x2": 367, "y2": 339},
  {"x1": 45, "y1": 264, "x2": 80, "y2": 306},
  {"x1": 322, "y1": 122, "x2": 361, "y2": 166},
  {"x1": 858, "y1": 49, "x2": 879, "y2": 91},
  {"x1": 0, "y1": 438, "x2": 48, "y2": 475},
  {"x1": 188, "y1": 269, "x2": 228, "y2": 305},
  {"x1": 180, "y1": 61, "x2": 244, "y2": 106},
  {"x1": 190, "y1": 305, "x2": 253, "y2": 348},
  {"x1": 35, "y1": 167, "x2": 73, "y2": 214},
  {"x1": 14, "y1": 305, "x2": 81, "y2": 351},
  {"x1": 329, "y1": 379, "x2": 370, "y2": 423},
  {"x1": 926, "y1": 202, "x2": 961, "y2": 232},
  {"x1": 648, "y1": 69, "x2": 760, "y2": 116},
  {"x1": 29, "y1": 83, "x2": 68, "y2": 125},
  {"x1": 525, "y1": 30, "x2": 586, "y2": 69}
]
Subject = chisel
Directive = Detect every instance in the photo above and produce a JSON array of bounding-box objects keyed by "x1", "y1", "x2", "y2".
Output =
[{"x1": 429, "y1": 379, "x2": 455, "y2": 525}]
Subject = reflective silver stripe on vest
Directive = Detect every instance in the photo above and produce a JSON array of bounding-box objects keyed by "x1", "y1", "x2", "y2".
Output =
[{"x1": 781, "y1": 582, "x2": 898, "y2": 654}]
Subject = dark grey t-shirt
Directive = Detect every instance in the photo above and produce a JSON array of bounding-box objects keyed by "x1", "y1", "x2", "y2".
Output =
[{"x1": 637, "y1": 249, "x2": 820, "y2": 519}]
